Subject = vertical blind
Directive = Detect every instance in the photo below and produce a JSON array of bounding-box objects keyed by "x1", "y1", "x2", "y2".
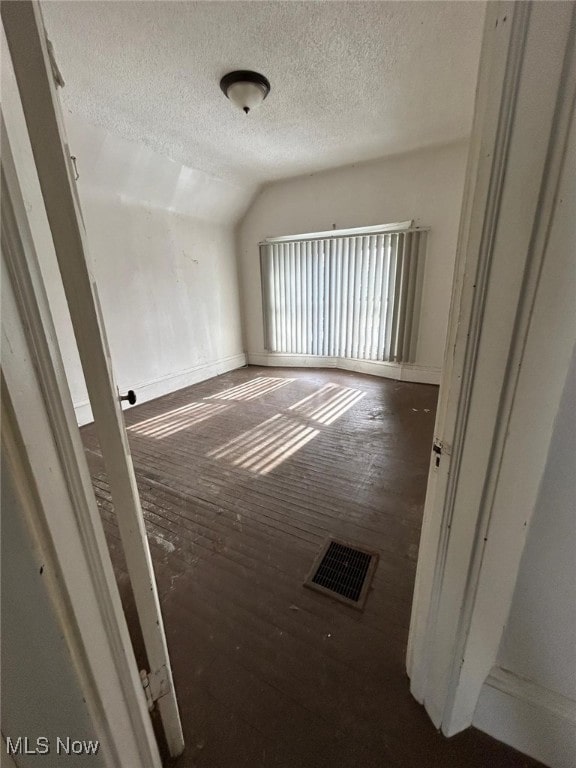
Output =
[{"x1": 260, "y1": 228, "x2": 427, "y2": 363}]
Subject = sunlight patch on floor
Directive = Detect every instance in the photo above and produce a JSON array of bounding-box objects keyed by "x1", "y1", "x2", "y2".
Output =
[
  {"x1": 207, "y1": 413, "x2": 319, "y2": 475},
  {"x1": 289, "y1": 383, "x2": 366, "y2": 425},
  {"x1": 208, "y1": 376, "x2": 295, "y2": 401},
  {"x1": 128, "y1": 401, "x2": 230, "y2": 439}
]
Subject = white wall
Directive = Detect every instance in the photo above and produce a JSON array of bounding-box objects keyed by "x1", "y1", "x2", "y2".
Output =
[
  {"x1": 1, "y1": 456, "x2": 105, "y2": 768},
  {"x1": 498, "y1": 345, "x2": 576, "y2": 701},
  {"x1": 45, "y1": 124, "x2": 468, "y2": 421},
  {"x1": 472, "y1": 99, "x2": 576, "y2": 768},
  {"x1": 473, "y1": 348, "x2": 576, "y2": 768},
  {"x1": 237, "y1": 140, "x2": 469, "y2": 377},
  {"x1": 47, "y1": 115, "x2": 256, "y2": 424}
]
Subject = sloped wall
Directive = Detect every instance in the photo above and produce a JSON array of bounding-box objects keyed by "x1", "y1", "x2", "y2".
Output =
[
  {"x1": 39, "y1": 117, "x2": 468, "y2": 422},
  {"x1": 48, "y1": 115, "x2": 256, "y2": 423}
]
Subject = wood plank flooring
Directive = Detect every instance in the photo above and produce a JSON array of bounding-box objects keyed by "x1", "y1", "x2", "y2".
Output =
[{"x1": 81, "y1": 366, "x2": 542, "y2": 768}]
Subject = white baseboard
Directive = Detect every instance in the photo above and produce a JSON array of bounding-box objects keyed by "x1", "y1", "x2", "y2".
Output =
[
  {"x1": 74, "y1": 352, "x2": 247, "y2": 426},
  {"x1": 247, "y1": 352, "x2": 441, "y2": 385},
  {"x1": 473, "y1": 667, "x2": 576, "y2": 768}
]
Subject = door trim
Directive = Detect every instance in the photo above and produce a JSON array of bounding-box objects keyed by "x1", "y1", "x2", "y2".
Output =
[
  {"x1": 1, "y1": 1, "x2": 184, "y2": 754},
  {"x1": 408, "y1": 0, "x2": 576, "y2": 736},
  {"x1": 1, "y1": 116, "x2": 162, "y2": 768}
]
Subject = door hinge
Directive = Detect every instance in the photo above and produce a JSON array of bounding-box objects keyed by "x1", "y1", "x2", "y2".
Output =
[
  {"x1": 140, "y1": 666, "x2": 170, "y2": 711},
  {"x1": 433, "y1": 438, "x2": 451, "y2": 467},
  {"x1": 46, "y1": 38, "x2": 65, "y2": 88}
]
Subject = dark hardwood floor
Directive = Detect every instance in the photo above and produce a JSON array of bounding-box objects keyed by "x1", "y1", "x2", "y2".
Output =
[{"x1": 82, "y1": 366, "x2": 542, "y2": 768}]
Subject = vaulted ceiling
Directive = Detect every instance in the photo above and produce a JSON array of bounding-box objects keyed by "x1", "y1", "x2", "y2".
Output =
[{"x1": 42, "y1": 1, "x2": 485, "y2": 187}]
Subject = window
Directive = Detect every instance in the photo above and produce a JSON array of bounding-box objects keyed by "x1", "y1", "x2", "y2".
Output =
[{"x1": 260, "y1": 223, "x2": 428, "y2": 363}]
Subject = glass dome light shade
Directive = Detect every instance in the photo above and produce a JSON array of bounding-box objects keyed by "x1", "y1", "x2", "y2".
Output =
[
  {"x1": 220, "y1": 71, "x2": 271, "y2": 114},
  {"x1": 226, "y1": 81, "x2": 267, "y2": 113}
]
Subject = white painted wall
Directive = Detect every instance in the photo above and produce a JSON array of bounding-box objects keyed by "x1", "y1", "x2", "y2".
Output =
[
  {"x1": 472, "y1": 94, "x2": 576, "y2": 768},
  {"x1": 237, "y1": 140, "x2": 469, "y2": 376},
  {"x1": 45, "y1": 115, "x2": 256, "y2": 424},
  {"x1": 473, "y1": 348, "x2": 576, "y2": 768},
  {"x1": 1, "y1": 455, "x2": 106, "y2": 768},
  {"x1": 43, "y1": 123, "x2": 468, "y2": 421},
  {"x1": 498, "y1": 345, "x2": 576, "y2": 701}
]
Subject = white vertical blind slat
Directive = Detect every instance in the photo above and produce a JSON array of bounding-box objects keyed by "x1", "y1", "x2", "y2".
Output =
[
  {"x1": 320, "y1": 239, "x2": 326, "y2": 356},
  {"x1": 395, "y1": 232, "x2": 410, "y2": 362},
  {"x1": 334, "y1": 237, "x2": 342, "y2": 358},
  {"x1": 281, "y1": 243, "x2": 288, "y2": 353},
  {"x1": 345, "y1": 236, "x2": 354, "y2": 358},
  {"x1": 322, "y1": 240, "x2": 328, "y2": 356},
  {"x1": 284, "y1": 242, "x2": 290, "y2": 352},
  {"x1": 361, "y1": 236, "x2": 370, "y2": 357},
  {"x1": 384, "y1": 233, "x2": 397, "y2": 360},
  {"x1": 377, "y1": 234, "x2": 390, "y2": 360},
  {"x1": 402, "y1": 232, "x2": 419, "y2": 361},
  {"x1": 371, "y1": 234, "x2": 384, "y2": 360},
  {"x1": 388, "y1": 233, "x2": 401, "y2": 360},
  {"x1": 298, "y1": 243, "x2": 308, "y2": 354},
  {"x1": 364, "y1": 235, "x2": 378, "y2": 360},
  {"x1": 352, "y1": 236, "x2": 362, "y2": 358},
  {"x1": 270, "y1": 245, "x2": 277, "y2": 350},
  {"x1": 312, "y1": 239, "x2": 320, "y2": 356},
  {"x1": 306, "y1": 240, "x2": 313, "y2": 355},
  {"x1": 328, "y1": 239, "x2": 336, "y2": 356},
  {"x1": 289, "y1": 242, "x2": 296, "y2": 354}
]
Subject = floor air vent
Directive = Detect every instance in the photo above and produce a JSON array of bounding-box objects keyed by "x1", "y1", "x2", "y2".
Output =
[{"x1": 304, "y1": 539, "x2": 378, "y2": 610}]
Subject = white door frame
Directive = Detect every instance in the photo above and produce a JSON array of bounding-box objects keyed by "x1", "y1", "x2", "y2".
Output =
[
  {"x1": 1, "y1": 0, "x2": 184, "y2": 757},
  {"x1": 3, "y1": 0, "x2": 573, "y2": 753},
  {"x1": 408, "y1": 0, "x2": 575, "y2": 736},
  {"x1": 1, "y1": 108, "x2": 162, "y2": 768}
]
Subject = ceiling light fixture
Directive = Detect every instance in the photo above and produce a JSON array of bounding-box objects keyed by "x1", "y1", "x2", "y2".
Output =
[{"x1": 220, "y1": 70, "x2": 270, "y2": 114}]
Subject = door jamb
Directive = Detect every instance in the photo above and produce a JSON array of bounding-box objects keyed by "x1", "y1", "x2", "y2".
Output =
[
  {"x1": 408, "y1": 0, "x2": 576, "y2": 736},
  {"x1": 1, "y1": 1, "x2": 184, "y2": 755},
  {"x1": 1, "y1": 114, "x2": 162, "y2": 768}
]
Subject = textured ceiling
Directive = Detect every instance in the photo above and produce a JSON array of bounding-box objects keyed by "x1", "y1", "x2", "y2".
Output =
[{"x1": 42, "y1": 1, "x2": 485, "y2": 187}]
